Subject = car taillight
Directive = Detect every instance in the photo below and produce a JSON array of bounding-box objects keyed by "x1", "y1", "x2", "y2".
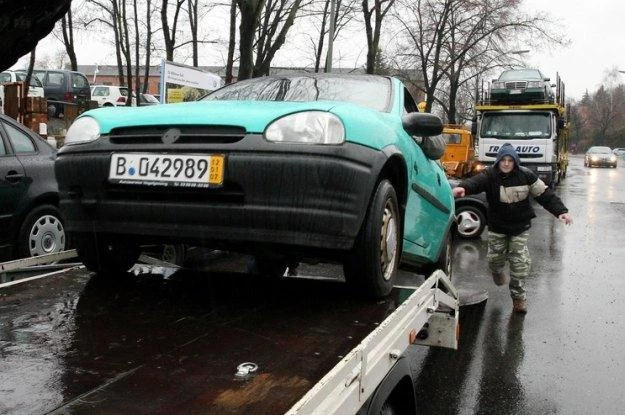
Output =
[
  {"x1": 64, "y1": 92, "x2": 73, "y2": 102},
  {"x1": 116, "y1": 97, "x2": 126, "y2": 103}
]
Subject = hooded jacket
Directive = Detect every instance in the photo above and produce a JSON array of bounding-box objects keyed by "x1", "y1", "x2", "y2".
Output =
[{"x1": 459, "y1": 143, "x2": 568, "y2": 235}]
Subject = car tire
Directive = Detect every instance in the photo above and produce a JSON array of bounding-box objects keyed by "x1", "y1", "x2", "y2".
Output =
[
  {"x1": 343, "y1": 179, "x2": 400, "y2": 298},
  {"x1": 454, "y1": 205, "x2": 486, "y2": 239},
  {"x1": 17, "y1": 204, "x2": 66, "y2": 258},
  {"x1": 75, "y1": 233, "x2": 140, "y2": 274}
]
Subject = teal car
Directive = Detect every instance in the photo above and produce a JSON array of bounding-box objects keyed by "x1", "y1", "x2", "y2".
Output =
[{"x1": 55, "y1": 74, "x2": 455, "y2": 298}]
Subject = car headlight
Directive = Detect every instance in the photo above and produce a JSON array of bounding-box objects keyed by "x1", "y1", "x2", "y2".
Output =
[
  {"x1": 491, "y1": 82, "x2": 505, "y2": 89},
  {"x1": 526, "y1": 81, "x2": 542, "y2": 88},
  {"x1": 265, "y1": 111, "x2": 345, "y2": 144},
  {"x1": 611, "y1": 155, "x2": 617, "y2": 161},
  {"x1": 64, "y1": 116, "x2": 101, "y2": 145},
  {"x1": 591, "y1": 155, "x2": 599, "y2": 161}
]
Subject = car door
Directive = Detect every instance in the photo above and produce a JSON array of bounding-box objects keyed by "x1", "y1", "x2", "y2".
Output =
[
  {"x1": 400, "y1": 88, "x2": 453, "y2": 263},
  {"x1": 0, "y1": 120, "x2": 28, "y2": 253}
]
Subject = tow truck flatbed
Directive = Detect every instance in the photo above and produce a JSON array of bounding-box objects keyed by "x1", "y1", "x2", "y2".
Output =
[{"x1": 0, "y1": 255, "x2": 459, "y2": 414}]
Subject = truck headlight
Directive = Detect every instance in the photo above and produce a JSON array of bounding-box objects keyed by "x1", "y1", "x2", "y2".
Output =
[
  {"x1": 64, "y1": 116, "x2": 101, "y2": 145},
  {"x1": 265, "y1": 111, "x2": 345, "y2": 144}
]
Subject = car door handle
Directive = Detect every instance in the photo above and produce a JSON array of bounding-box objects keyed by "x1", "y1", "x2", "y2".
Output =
[{"x1": 5, "y1": 171, "x2": 25, "y2": 182}]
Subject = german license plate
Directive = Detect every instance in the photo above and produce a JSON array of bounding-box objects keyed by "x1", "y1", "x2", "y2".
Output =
[
  {"x1": 509, "y1": 89, "x2": 522, "y2": 94},
  {"x1": 109, "y1": 153, "x2": 224, "y2": 188}
]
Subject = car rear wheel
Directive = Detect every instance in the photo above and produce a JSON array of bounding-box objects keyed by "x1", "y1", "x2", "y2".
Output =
[
  {"x1": 18, "y1": 204, "x2": 66, "y2": 258},
  {"x1": 344, "y1": 180, "x2": 400, "y2": 298},
  {"x1": 455, "y1": 205, "x2": 486, "y2": 239},
  {"x1": 75, "y1": 233, "x2": 140, "y2": 275}
]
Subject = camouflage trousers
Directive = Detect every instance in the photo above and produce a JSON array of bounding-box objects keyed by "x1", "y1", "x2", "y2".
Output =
[{"x1": 487, "y1": 231, "x2": 531, "y2": 300}]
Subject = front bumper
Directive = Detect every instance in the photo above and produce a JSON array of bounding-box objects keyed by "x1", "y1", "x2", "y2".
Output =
[{"x1": 56, "y1": 134, "x2": 388, "y2": 253}]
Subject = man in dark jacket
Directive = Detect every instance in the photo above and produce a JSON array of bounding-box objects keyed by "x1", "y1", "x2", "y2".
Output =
[{"x1": 452, "y1": 143, "x2": 572, "y2": 313}]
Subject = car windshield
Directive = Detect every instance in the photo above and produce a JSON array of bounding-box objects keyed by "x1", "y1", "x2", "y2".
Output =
[
  {"x1": 202, "y1": 75, "x2": 392, "y2": 112},
  {"x1": 588, "y1": 147, "x2": 612, "y2": 154},
  {"x1": 480, "y1": 113, "x2": 551, "y2": 139},
  {"x1": 498, "y1": 69, "x2": 543, "y2": 81}
]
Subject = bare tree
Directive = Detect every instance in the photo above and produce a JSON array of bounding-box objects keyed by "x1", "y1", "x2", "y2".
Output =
[
  {"x1": 226, "y1": 0, "x2": 237, "y2": 83},
  {"x1": 236, "y1": 0, "x2": 264, "y2": 80},
  {"x1": 161, "y1": 0, "x2": 186, "y2": 61},
  {"x1": 60, "y1": 7, "x2": 78, "y2": 70},
  {"x1": 393, "y1": 0, "x2": 566, "y2": 119},
  {"x1": 362, "y1": 0, "x2": 395, "y2": 74},
  {"x1": 253, "y1": 0, "x2": 308, "y2": 76}
]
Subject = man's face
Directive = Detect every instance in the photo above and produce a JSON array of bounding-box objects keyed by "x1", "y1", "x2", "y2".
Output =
[{"x1": 499, "y1": 155, "x2": 515, "y2": 173}]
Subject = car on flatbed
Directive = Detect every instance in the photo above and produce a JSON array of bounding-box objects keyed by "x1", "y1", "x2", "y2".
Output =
[
  {"x1": 55, "y1": 74, "x2": 455, "y2": 298},
  {"x1": 0, "y1": 113, "x2": 66, "y2": 261}
]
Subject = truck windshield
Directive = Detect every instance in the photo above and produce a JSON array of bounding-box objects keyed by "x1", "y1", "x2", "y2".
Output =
[{"x1": 481, "y1": 113, "x2": 551, "y2": 139}]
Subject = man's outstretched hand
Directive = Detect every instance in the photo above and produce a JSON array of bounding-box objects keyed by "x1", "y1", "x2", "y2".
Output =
[{"x1": 559, "y1": 212, "x2": 573, "y2": 225}]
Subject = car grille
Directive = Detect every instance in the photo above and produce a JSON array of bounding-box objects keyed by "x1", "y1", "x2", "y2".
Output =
[
  {"x1": 504, "y1": 81, "x2": 527, "y2": 89},
  {"x1": 109, "y1": 126, "x2": 247, "y2": 145}
]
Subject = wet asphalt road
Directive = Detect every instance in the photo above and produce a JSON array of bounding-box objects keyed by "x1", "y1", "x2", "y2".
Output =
[{"x1": 1, "y1": 155, "x2": 624, "y2": 414}]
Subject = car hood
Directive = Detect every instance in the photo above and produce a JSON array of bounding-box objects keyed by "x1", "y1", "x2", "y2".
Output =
[{"x1": 83, "y1": 100, "x2": 346, "y2": 135}]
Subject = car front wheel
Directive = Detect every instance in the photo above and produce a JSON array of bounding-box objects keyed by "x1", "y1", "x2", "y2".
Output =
[
  {"x1": 344, "y1": 180, "x2": 400, "y2": 298},
  {"x1": 75, "y1": 233, "x2": 140, "y2": 274}
]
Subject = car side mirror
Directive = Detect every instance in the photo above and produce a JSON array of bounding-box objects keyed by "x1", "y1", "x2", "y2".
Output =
[
  {"x1": 545, "y1": 77, "x2": 551, "y2": 82},
  {"x1": 402, "y1": 112, "x2": 444, "y2": 160},
  {"x1": 471, "y1": 118, "x2": 477, "y2": 135}
]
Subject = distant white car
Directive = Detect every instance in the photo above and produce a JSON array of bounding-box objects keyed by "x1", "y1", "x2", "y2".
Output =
[
  {"x1": 90, "y1": 85, "x2": 130, "y2": 107},
  {"x1": 0, "y1": 70, "x2": 45, "y2": 113}
]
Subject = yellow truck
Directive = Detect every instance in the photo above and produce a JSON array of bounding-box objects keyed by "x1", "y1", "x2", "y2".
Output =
[{"x1": 441, "y1": 124, "x2": 483, "y2": 179}]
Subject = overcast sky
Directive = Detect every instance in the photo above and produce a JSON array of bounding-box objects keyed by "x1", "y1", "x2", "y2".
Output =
[
  {"x1": 16, "y1": 0, "x2": 625, "y2": 101},
  {"x1": 520, "y1": 0, "x2": 625, "y2": 100}
]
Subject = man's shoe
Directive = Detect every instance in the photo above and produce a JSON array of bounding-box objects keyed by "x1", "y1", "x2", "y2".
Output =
[
  {"x1": 513, "y1": 298, "x2": 527, "y2": 314},
  {"x1": 491, "y1": 270, "x2": 508, "y2": 286}
]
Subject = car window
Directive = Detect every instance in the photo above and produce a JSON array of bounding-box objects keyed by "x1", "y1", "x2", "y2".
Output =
[
  {"x1": 0, "y1": 72, "x2": 12, "y2": 83},
  {"x1": 47, "y1": 72, "x2": 65, "y2": 87},
  {"x1": 204, "y1": 75, "x2": 392, "y2": 112},
  {"x1": 3, "y1": 121, "x2": 35, "y2": 153},
  {"x1": 588, "y1": 146, "x2": 611, "y2": 154},
  {"x1": 403, "y1": 87, "x2": 418, "y2": 113},
  {"x1": 13, "y1": 72, "x2": 44, "y2": 87},
  {"x1": 32, "y1": 71, "x2": 46, "y2": 84},
  {"x1": 443, "y1": 133, "x2": 461, "y2": 144},
  {"x1": 498, "y1": 69, "x2": 543, "y2": 81},
  {"x1": 142, "y1": 93, "x2": 159, "y2": 103},
  {"x1": 119, "y1": 87, "x2": 129, "y2": 97},
  {"x1": 72, "y1": 73, "x2": 89, "y2": 88},
  {"x1": 0, "y1": 135, "x2": 6, "y2": 155},
  {"x1": 92, "y1": 86, "x2": 109, "y2": 96}
]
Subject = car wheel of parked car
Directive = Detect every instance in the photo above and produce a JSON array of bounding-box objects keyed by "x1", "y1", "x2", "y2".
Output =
[
  {"x1": 455, "y1": 205, "x2": 486, "y2": 239},
  {"x1": 75, "y1": 233, "x2": 140, "y2": 274},
  {"x1": 18, "y1": 204, "x2": 66, "y2": 258},
  {"x1": 344, "y1": 180, "x2": 400, "y2": 298}
]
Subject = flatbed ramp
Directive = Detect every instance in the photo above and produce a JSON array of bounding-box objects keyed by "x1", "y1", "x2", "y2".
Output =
[{"x1": 0, "y1": 263, "x2": 458, "y2": 414}]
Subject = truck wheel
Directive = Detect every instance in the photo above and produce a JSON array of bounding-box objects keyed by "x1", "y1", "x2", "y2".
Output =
[
  {"x1": 75, "y1": 233, "x2": 140, "y2": 275},
  {"x1": 17, "y1": 204, "x2": 66, "y2": 258},
  {"x1": 344, "y1": 180, "x2": 400, "y2": 298},
  {"x1": 455, "y1": 205, "x2": 485, "y2": 239}
]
